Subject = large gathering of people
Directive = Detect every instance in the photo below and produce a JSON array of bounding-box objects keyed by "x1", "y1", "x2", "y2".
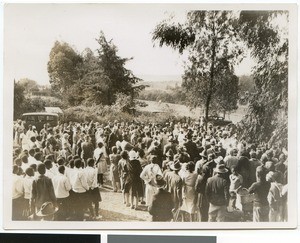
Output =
[{"x1": 12, "y1": 118, "x2": 288, "y2": 222}]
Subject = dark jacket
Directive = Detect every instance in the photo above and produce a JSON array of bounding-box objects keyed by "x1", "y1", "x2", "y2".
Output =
[
  {"x1": 205, "y1": 174, "x2": 229, "y2": 206},
  {"x1": 183, "y1": 140, "x2": 199, "y2": 161},
  {"x1": 149, "y1": 189, "x2": 174, "y2": 221},
  {"x1": 31, "y1": 175, "x2": 57, "y2": 211},
  {"x1": 248, "y1": 180, "x2": 271, "y2": 207}
]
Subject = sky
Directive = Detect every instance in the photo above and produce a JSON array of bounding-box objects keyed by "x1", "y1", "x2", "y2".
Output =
[{"x1": 4, "y1": 4, "x2": 256, "y2": 85}]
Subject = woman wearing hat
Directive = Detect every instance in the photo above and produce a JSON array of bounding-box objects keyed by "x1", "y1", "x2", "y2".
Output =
[{"x1": 127, "y1": 150, "x2": 144, "y2": 209}]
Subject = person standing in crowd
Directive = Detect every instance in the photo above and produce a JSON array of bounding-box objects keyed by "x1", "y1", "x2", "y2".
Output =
[
  {"x1": 195, "y1": 165, "x2": 210, "y2": 222},
  {"x1": 118, "y1": 150, "x2": 131, "y2": 206},
  {"x1": 163, "y1": 135, "x2": 177, "y2": 155},
  {"x1": 108, "y1": 127, "x2": 120, "y2": 153},
  {"x1": 148, "y1": 175, "x2": 174, "y2": 222},
  {"x1": 236, "y1": 151, "x2": 251, "y2": 188},
  {"x1": 224, "y1": 148, "x2": 239, "y2": 170},
  {"x1": 81, "y1": 135, "x2": 94, "y2": 166},
  {"x1": 140, "y1": 155, "x2": 162, "y2": 207},
  {"x1": 165, "y1": 161, "x2": 183, "y2": 217},
  {"x1": 31, "y1": 163, "x2": 57, "y2": 217},
  {"x1": 127, "y1": 150, "x2": 144, "y2": 209},
  {"x1": 249, "y1": 151, "x2": 262, "y2": 186},
  {"x1": 267, "y1": 171, "x2": 284, "y2": 222},
  {"x1": 52, "y1": 165, "x2": 72, "y2": 220},
  {"x1": 181, "y1": 161, "x2": 198, "y2": 221},
  {"x1": 23, "y1": 167, "x2": 35, "y2": 219},
  {"x1": 85, "y1": 158, "x2": 102, "y2": 220},
  {"x1": 69, "y1": 158, "x2": 89, "y2": 220},
  {"x1": 205, "y1": 164, "x2": 229, "y2": 222},
  {"x1": 12, "y1": 165, "x2": 24, "y2": 220},
  {"x1": 94, "y1": 142, "x2": 108, "y2": 187},
  {"x1": 109, "y1": 146, "x2": 121, "y2": 192},
  {"x1": 183, "y1": 134, "x2": 199, "y2": 162},
  {"x1": 228, "y1": 165, "x2": 243, "y2": 211},
  {"x1": 248, "y1": 165, "x2": 271, "y2": 222}
]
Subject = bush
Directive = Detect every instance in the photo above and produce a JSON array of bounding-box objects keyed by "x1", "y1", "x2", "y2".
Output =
[{"x1": 63, "y1": 104, "x2": 186, "y2": 125}]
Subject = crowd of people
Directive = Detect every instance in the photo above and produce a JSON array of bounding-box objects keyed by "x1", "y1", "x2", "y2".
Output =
[{"x1": 12, "y1": 118, "x2": 288, "y2": 222}]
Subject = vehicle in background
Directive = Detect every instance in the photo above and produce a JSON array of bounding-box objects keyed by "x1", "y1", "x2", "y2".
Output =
[
  {"x1": 21, "y1": 112, "x2": 59, "y2": 132},
  {"x1": 207, "y1": 115, "x2": 232, "y2": 126}
]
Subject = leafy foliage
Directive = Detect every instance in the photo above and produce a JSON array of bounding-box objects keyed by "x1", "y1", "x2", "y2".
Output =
[
  {"x1": 153, "y1": 11, "x2": 243, "y2": 120},
  {"x1": 17, "y1": 78, "x2": 39, "y2": 94},
  {"x1": 47, "y1": 33, "x2": 143, "y2": 108},
  {"x1": 47, "y1": 41, "x2": 83, "y2": 95},
  {"x1": 238, "y1": 11, "x2": 288, "y2": 146}
]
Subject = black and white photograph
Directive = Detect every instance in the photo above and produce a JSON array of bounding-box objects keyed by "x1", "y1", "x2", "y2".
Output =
[{"x1": 3, "y1": 3, "x2": 298, "y2": 229}]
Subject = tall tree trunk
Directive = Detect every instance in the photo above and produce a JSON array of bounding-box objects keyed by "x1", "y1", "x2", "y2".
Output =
[{"x1": 205, "y1": 18, "x2": 217, "y2": 129}]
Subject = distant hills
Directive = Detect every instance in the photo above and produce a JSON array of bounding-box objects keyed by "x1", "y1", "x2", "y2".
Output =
[
  {"x1": 138, "y1": 74, "x2": 182, "y2": 82},
  {"x1": 138, "y1": 75, "x2": 182, "y2": 90}
]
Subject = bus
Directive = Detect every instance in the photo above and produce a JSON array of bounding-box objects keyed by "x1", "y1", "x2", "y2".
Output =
[{"x1": 21, "y1": 112, "x2": 59, "y2": 132}]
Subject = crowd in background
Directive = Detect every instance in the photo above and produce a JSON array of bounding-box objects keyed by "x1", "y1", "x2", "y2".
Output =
[{"x1": 12, "y1": 118, "x2": 288, "y2": 222}]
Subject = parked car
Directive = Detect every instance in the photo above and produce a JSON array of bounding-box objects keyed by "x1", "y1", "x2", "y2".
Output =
[
  {"x1": 22, "y1": 112, "x2": 59, "y2": 132},
  {"x1": 207, "y1": 115, "x2": 232, "y2": 126}
]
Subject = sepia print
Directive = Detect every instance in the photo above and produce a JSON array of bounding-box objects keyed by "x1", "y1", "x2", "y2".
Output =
[{"x1": 3, "y1": 3, "x2": 298, "y2": 229}]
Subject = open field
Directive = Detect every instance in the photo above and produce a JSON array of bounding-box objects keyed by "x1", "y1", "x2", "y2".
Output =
[{"x1": 137, "y1": 100, "x2": 247, "y2": 124}]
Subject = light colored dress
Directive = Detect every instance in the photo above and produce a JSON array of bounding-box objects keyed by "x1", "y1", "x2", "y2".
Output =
[
  {"x1": 181, "y1": 172, "x2": 198, "y2": 214},
  {"x1": 140, "y1": 163, "x2": 162, "y2": 206}
]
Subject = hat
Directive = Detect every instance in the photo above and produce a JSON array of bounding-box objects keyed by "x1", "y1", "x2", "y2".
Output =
[
  {"x1": 128, "y1": 150, "x2": 138, "y2": 160},
  {"x1": 168, "y1": 135, "x2": 174, "y2": 142},
  {"x1": 216, "y1": 142, "x2": 222, "y2": 147},
  {"x1": 214, "y1": 156, "x2": 224, "y2": 164},
  {"x1": 215, "y1": 164, "x2": 228, "y2": 174},
  {"x1": 155, "y1": 175, "x2": 166, "y2": 188},
  {"x1": 166, "y1": 149, "x2": 174, "y2": 158},
  {"x1": 36, "y1": 202, "x2": 58, "y2": 217},
  {"x1": 170, "y1": 161, "x2": 181, "y2": 171},
  {"x1": 231, "y1": 148, "x2": 238, "y2": 155},
  {"x1": 199, "y1": 150, "x2": 208, "y2": 158}
]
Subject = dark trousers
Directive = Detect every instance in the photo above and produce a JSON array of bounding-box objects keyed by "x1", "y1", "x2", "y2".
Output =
[
  {"x1": 97, "y1": 174, "x2": 104, "y2": 185},
  {"x1": 57, "y1": 197, "x2": 70, "y2": 220},
  {"x1": 72, "y1": 191, "x2": 87, "y2": 221},
  {"x1": 12, "y1": 197, "x2": 25, "y2": 220}
]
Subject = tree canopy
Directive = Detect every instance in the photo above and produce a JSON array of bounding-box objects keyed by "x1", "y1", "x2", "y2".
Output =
[
  {"x1": 47, "y1": 32, "x2": 143, "y2": 107},
  {"x1": 47, "y1": 41, "x2": 83, "y2": 96},
  {"x1": 153, "y1": 11, "x2": 243, "y2": 120},
  {"x1": 238, "y1": 11, "x2": 288, "y2": 146}
]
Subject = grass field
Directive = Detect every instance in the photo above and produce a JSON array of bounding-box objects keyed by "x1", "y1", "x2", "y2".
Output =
[{"x1": 137, "y1": 100, "x2": 248, "y2": 124}]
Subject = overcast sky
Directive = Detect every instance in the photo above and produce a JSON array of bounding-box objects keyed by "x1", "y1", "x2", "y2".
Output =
[{"x1": 4, "y1": 4, "x2": 256, "y2": 85}]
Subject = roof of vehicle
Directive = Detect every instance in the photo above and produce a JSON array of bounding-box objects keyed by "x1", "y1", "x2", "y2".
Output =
[
  {"x1": 22, "y1": 112, "x2": 58, "y2": 117},
  {"x1": 44, "y1": 107, "x2": 63, "y2": 114}
]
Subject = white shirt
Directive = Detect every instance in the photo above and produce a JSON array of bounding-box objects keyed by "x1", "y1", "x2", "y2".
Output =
[
  {"x1": 23, "y1": 175, "x2": 34, "y2": 200},
  {"x1": 85, "y1": 166, "x2": 98, "y2": 189},
  {"x1": 70, "y1": 167, "x2": 89, "y2": 193},
  {"x1": 45, "y1": 169, "x2": 55, "y2": 179},
  {"x1": 52, "y1": 173, "x2": 72, "y2": 199},
  {"x1": 12, "y1": 174, "x2": 24, "y2": 199},
  {"x1": 140, "y1": 163, "x2": 162, "y2": 184},
  {"x1": 28, "y1": 156, "x2": 37, "y2": 166}
]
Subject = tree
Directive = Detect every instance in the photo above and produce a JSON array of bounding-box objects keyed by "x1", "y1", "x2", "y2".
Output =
[
  {"x1": 14, "y1": 80, "x2": 26, "y2": 119},
  {"x1": 153, "y1": 11, "x2": 243, "y2": 121},
  {"x1": 94, "y1": 32, "x2": 142, "y2": 105},
  {"x1": 17, "y1": 78, "x2": 39, "y2": 94},
  {"x1": 238, "y1": 11, "x2": 288, "y2": 146},
  {"x1": 47, "y1": 41, "x2": 83, "y2": 95}
]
